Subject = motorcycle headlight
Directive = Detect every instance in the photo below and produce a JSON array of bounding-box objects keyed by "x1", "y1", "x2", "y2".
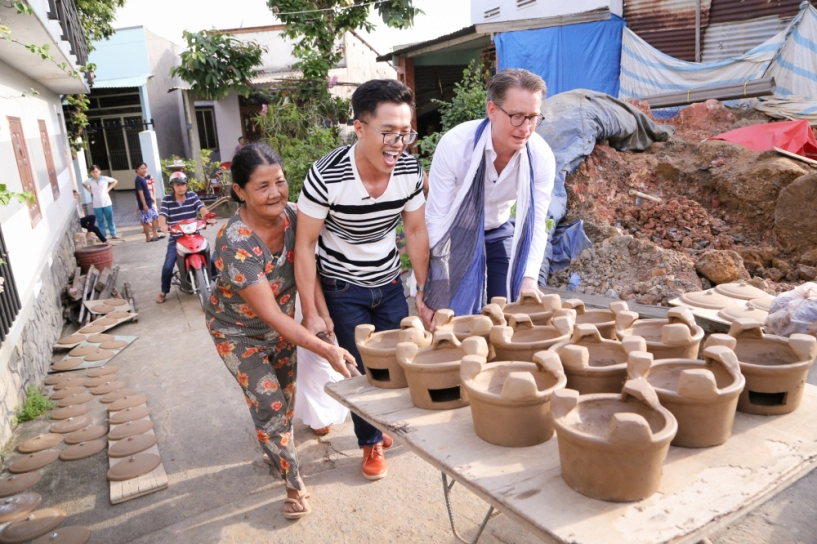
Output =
[{"x1": 181, "y1": 223, "x2": 197, "y2": 234}]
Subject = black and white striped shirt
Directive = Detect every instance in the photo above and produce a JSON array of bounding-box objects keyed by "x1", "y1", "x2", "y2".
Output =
[
  {"x1": 159, "y1": 191, "x2": 204, "y2": 239},
  {"x1": 298, "y1": 144, "x2": 425, "y2": 287}
]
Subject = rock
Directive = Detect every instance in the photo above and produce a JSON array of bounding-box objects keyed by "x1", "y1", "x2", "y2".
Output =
[
  {"x1": 800, "y1": 249, "x2": 817, "y2": 267},
  {"x1": 604, "y1": 289, "x2": 619, "y2": 298},
  {"x1": 798, "y1": 265, "x2": 817, "y2": 281},
  {"x1": 764, "y1": 267, "x2": 784, "y2": 282},
  {"x1": 695, "y1": 249, "x2": 750, "y2": 285},
  {"x1": 775, "y1": 173, "x2": 817, "y2": 253},
  {"x1": 745, "y1": 277, "x2": 774, "y2": 294}
]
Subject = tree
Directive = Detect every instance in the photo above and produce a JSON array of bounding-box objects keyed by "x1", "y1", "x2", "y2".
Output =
[{"x1": 75, "y1": 0, "x2": 126, "y2": 51}]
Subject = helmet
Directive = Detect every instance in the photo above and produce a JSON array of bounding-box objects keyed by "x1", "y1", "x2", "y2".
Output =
[{"x1": 169, "y1": 172, "x2": 188, "y2": 184}]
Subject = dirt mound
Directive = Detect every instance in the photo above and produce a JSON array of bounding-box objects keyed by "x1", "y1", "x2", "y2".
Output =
[{"x1": 775, "y1": 172, "x2": 817, "y2": 253}]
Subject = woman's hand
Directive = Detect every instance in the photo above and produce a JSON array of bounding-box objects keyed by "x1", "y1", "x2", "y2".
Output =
[
  {"x1": 320, "y1": 344, "x2": 354, "y2": 378},
  {"x1": 321, "y1": 315, "x2": 335, "y2": 336},
  {"x1": 303, "y1": 314, "x2": 327, "y2": 335}
]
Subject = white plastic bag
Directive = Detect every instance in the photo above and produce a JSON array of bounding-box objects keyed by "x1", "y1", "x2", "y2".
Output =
[{"x1": 765, "y1": 282, "x2": 817, "y2": 337}]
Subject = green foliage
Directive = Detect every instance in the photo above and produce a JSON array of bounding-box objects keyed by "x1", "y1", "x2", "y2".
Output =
[
  {"x1": 160, "y1": 155, "x2": 205, "y2": 192},
  {"x1": 0, "y1": 184, "x2": 33, "y2": 207},
  {"x1": 75, "y1": 0, "x2": 126, "y2": 51},
  {"x1": 546, "y1": 218, "x2": 556, "y2": 233},
  {"x1": 66, "y1": 94, "x2": 89, "y2": 155},
  {"x1": 15, "y1": 386, "x2": 55, "y2": 424},
  {"x1": 171, "y1": 31, "x2": 267, "y2": 101}
]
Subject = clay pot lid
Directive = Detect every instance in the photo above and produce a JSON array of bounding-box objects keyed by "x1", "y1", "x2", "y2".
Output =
[
  {"x1": 90, "y1": 380, "x2": 126, "y2": 395},
  {"x1": 18, "y1": 434, "x2": 64, "y2": 454},
  {"x1": 0, "y1": 508, "x2": 66, "y2": 543},
  {"x1": 679, "y1": 290, "x2": 738, "y2": 310},
  {"x1": 108, "y1": 395, "x2": 148, "y2": 412},
  {"x1": 44, "y1": 375, "x2": 69, "y2": 386},
  {"x1": 50, "y1": 387, "x2": 85, "y2": 400},
  {"x1": 109, "y1": 406, "x2": 151, "y2": 424},
  {"x1": 107, "y1": 454, "x2": 161, "y2": 481},
  {"x1": 55, "y1": 393, "x2": 93, "y2": 407},
  {"x1": 103, "y1": 298, "x2": 127, "y2": 306},
  {"x1": 0, "y1": 474, "x2": 42, "y2": 498},
  {"x1": 0, "y1": 493, "x2": 42, "y2": 524},
  {"x1": 85, "y1": 375, "x2": 118, "y2": 388},
  {"x1": 51, "y1": 359, "x2": 84, "y2": 372},
  {"x1": 715, "y1": 281, "x2": 770, "y2": 301},
  {"x1": 90, "y1": 317, "x2": 116, "y2": 326},
  {"x1": 107, "y1": 311, "x2": 132, "y2": 320},
  {"x1": 56, "y1": 335, "x2": 85, "y2": 346},
  {"x1": 99, "y1": 388, "x2": 137, "y2": 403},
  {"x1": 108, "y1": 420, "x2": 153, "y2": 440},
  {"x1": 749, "y1": 296, "x2": 775, "y2": 312},
  {"x1": 8, "y1": 451, "x2": 60, "y2": 473},
  {"x1": 86, "y1": 366, "x2": 118, "y2": 378},
  {"x1": 31, "y1": 526, "x2": 91, "y2": 544},
  {"x1": 108, "y1": 434, "x2": 157, "y2": 458},
  {"x1": 53, "y1": 378, "x2": 86, "y2": 390},
  {"x1": 99, "y1": 340, "x2": 127, "y2": 350},
  {"x1": 718, "y1": 303, "x2": 769, "y2": 323},
  {"x1": 85, "y1": 334, "x2": 114, "y2": 344},
  {"x1": 84, "y1": 350, "x2": 115, "y2": 362},
  {"x1": 67, "y1": 346, "x2": 97, "y2": 357},
  {"x1": 77, "y1": 325, "x2": 105, "y2": 334},
  {"x1": 59, "y1": 439, "x2": 106, "y2": 461},
  {"x1": 50, "y1": 404, "x2": 91, "y2": 421},
  {"x1": 64, "y1": 425, "x2": 108, "y2": 445},
  {"x1": 50, "y1": 416, "x2": 92, "y2": 434},
  {"x1": 90, "y1": 304, "x2": 114, "y2": 314}
]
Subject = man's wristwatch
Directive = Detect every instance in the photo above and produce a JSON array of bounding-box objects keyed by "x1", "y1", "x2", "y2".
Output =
[{"x1": 416, "y1": 284, "x2": 424, "y2": 293}]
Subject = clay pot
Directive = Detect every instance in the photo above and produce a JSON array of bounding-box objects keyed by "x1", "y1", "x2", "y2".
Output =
[
  {"x1": 490, "y1": 290, "x2": 561, "y2": 325},
  {"x1": 549, "y1": 324, "x2": 647, "y2": 394},
  {"x1": 489, "y1": 312, "x2": 575, "y2": 362},
  {"x1": 355, "y1": 317, "x2": 431, "y2": 389},
  {"x1": 705, "y1": 319, "x2": 817, "y2": 415},
  {"x1": 556, "y1": 299, "x2": 629, "y2": 340},
  {"x1": 551, "y1": 377, "x2": 677, "y2": 502},
  {"x1": 434, "y1": 304, "x2": 505, "y2": 342},
  {"x1": 641, "y1": 345, "x2": 745, "y2": 448},
  {"x1": 461, "y1": 351, "x2": 567, "y2": 447},
  {"x1": 396, "y1": 332, "x2": 489, "y2": 410},
  {"x1": 614, "y1": 307, "x2": 704, "y2": 360}
]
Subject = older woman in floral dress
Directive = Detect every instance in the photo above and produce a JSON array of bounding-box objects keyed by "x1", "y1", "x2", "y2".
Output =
[{"x1": 206, "y1": 143, "x2": 353, "y2": 520}]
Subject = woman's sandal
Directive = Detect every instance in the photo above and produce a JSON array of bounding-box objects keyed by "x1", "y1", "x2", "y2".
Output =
[
  {"x1": 156, "y1": 293, "x2": 167, "y2": 304},
  {"x1": 283, "y1": 493, "x2": 311, "y2": 520},
  {"x1": 313, "y1": 425, "x2": 332, "y2": 436}
]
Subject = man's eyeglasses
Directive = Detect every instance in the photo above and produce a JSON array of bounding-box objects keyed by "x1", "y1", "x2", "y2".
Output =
[
  {"x1": 495, "y1": 103, "x2": 545, "y2": 127},
  {"x1": 359, "y1": 120, "x2": 418, "y2": 145}
]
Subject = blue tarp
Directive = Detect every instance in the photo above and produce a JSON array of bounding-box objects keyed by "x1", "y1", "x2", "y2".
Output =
[{"x1": 495, "y1": 15, "x2": 625, "y2": 97}]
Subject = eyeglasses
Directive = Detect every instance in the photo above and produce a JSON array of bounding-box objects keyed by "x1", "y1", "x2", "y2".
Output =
[
  {"x1": 359, "y1": 120, "x2": 418, "y2": 145},
  {"x1": 495, "y1": 103, "x2": 545, "y2": 127}
]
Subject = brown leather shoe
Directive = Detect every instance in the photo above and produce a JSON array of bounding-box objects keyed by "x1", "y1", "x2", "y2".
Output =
[
  {"x1": 361, "y1": 442, "x2": 387, "y2": 480},
  {"x1": 382, "y1": 433, "x2": 393, "y2": 449}
]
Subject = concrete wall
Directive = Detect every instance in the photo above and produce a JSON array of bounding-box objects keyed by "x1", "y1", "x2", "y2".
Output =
[
  {"x1": 144, "y1": 29, "x2": 188, "y2": 160},
  {"x1": 210, "y1": 93, "x2": 243, "y2": 162},
  {"x1": 88, "y1": 26, "x2": 151, "y2": 81},
  {"x1": 471, "y1": 0, "x2": 622, "y2": 24},
  {"x1": 328, "y1": 32, "x2": 398, "y2": 100}
]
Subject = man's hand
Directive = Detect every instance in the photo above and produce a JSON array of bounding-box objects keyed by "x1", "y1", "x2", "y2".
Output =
[
  {"x1": 517, "y1": 276, "x2": 539, "y2": 299},
  {"x1": 303, "y1": 314, "x2": 327, "y2": 335},
  {"x1": 415, "y1": 291, "x2": 435, "y2": 329}
]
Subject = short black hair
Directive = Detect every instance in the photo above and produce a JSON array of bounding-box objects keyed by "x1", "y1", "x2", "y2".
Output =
[
  {"x1": 230, "y1": 143, "x2": 283, "y2": 203},
  {"x1": 352, "y1": 79, "x2": 414, "y2": 121}
]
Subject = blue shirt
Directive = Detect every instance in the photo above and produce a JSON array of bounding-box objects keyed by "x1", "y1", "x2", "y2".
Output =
[
  {"x1": 134, "y1": 175, "x2": 153, "y2": 210},
  {"x1": 160, "y1": 191, "x2": 204, "y2": 238}
]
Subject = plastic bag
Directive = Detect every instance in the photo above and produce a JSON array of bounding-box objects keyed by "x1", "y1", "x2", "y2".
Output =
[{"x1": 764, "y1": 282, "x2": 817, "y2": 337}]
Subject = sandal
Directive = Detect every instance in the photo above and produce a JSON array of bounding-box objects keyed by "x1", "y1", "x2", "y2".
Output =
[
  {"x1": 283, "y1": 493, "x2": 311, "y2": 520},
  {"x1": 156, "y1": 293, "x2": 167, "y2": 304},
  {"x1": 313, "y1": 425, "x2": 332, "y2": 436}
]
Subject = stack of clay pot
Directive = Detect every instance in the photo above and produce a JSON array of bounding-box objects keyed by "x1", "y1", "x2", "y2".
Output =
[
  {"x1": 556, "y1": 299, "x2": 629, "y2": 340},
  {"x1": 491, "y1": 290, "x2": 562, "y2": 325},
  {"x1": 489, "y1": 312, "x2": 576, "y2": 362},
  {"x1": 705, "y1": 319, "x2": 817, "y2": 415},
  {"x1": 614, "y1": 307, "x2": 704, "y2": 359},
  {"x1": 355, "y1": 317, "x2": 431, "y2": 389},
  {"x1": 434, "y1": 304, "x2": 505, "y2": 341}
]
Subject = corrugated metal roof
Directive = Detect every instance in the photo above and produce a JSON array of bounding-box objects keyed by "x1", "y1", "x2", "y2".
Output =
[
  {"x1": 624, "y1": 0, "x2": 712, "y2": 32},
  {"x1": 93, "y1": 75, "x2": 150, "y2": 89},
  {"x1": 708, "y1": 0, "x2": 808, "y2": 23},
  {"x1": 701, "y1": 15, "x2": 792, "y2": 62},
  {"x1": 631, "y1": 27, "x2": 699, "y2": 61}
]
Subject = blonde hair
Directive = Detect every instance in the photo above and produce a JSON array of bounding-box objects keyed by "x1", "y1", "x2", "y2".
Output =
[{"x1": 486, "y1": 69, "x2": 547, "y2": 105}]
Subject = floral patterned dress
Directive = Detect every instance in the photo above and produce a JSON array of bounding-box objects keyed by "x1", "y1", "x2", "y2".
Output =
[{"x1": 205, "y1": 204, "x2": 302, "y2": 491}]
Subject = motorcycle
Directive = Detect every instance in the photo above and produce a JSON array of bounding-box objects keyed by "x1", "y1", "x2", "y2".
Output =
[{"x1": 168, "y1": 212, "x2": 217, "y2": 310}]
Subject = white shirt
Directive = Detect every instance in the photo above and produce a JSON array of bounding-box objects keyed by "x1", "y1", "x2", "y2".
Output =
[
  {"x1": 85, "y1": 176, "x2": 114, "y2": 208},
  {"x1": 426, "y1": 119, "x2": 556, "y2": 279}
]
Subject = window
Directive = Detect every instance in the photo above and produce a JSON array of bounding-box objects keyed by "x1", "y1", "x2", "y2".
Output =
[
  {"x1": 38, "y1": 120, "x2": 60, "y2": 200},
  {"x1": 195, "y1": 108, "x2": 219, "y2": 151},
  {"x1": 0, "y1": 225, "x2": 22, "y2": 343},
  {"x1": 7, "y1": 117, "x2": 42, "y2": 227},
  {"x1": 517, "y1": 0, "x2": 536, "y2": 7},
  {"x1": 86, "y1": 116, "x2": 144, "y2": 172},
  {"x1": 484, "y1": 6, "x2": 500, "y2": 18}
]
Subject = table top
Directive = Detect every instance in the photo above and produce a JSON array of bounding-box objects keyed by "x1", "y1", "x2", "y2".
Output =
[{"x1": 326, "y1": 378, "x2": 817, "y2": 544}]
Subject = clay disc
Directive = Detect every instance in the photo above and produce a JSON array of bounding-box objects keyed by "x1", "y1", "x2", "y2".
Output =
[
  {"x1": 53, "y1": 378, "x2": 87, "y2": 390},
  {"x1": 55, "y1": 393, "x2": 93, "y2": 407},
  {"x1": 680, "y1": 290, "x2": 738, "y2": 310},
  {"x1": 0, "y1": 508, "x2": 66, "y2": 544},
  {"x1": 0, "y1": 473, "x2": 42, "y2": 499},
  {"x1": 8, "y1": 451, "x2": 59, "y2": 474},
  {"x1": 50, "y1": 387, "x2": 85, "y2": 400},
  {"x1": 108, "y1": 420, "x2": 153, "y2": 440},
  {"x1": 86, "y1": 366, "x2": 118, "y2": 378},
  {"x1": 108, "y1": 395, "x2": 148, "y2": 412},
  {"x1": 103, "y1": 298, "x2": 127, "y2": 306},
  {"x1": 51, "y1": 359, "x2": 84, "y2": 372},
  {"x1": 84, "y1": 350, "x2": 115, "y2": 362},
  {"x1": 64, "y1": 425, "x2": 108, "y2": 445},
  {"x1": 50, "y1": 405, "x2": 91, "y2": 420},
  {"x1": 99, "y1": 340, "x2": 127, "y2": 350},
  {"x1": 77, "y1": 325, "x2": 105, "y2": 334},
  {"x1": 107, "y1": 311, "x2": 132, "y2": 320},
  {"x1": 718, "y1": 304, "x2": 769, "y2": 324},
  {"x1": 90, "y1": 304, "x2": 114, "y2": 314},
  {"x1": 90, "y1": 380, "x2": 126, "y2": 395},
  {"x1": 715, "y1": 281, "x2": 770, "y2": 301},
  {"x1": 750, "y1": 296, "x2": 775, "y2": 312},
  {"x1": 32, "y1": 526, "x2": 91, "y2": 544},
  {"x1": 50, "y1": 416, "x2": 92, "y2": 434},
  {"x1": 0, "y1": 493, "x2": 42, "y2": 524},
  {"x1": 85, "y1": 375, "x2": 118, "y2": 388},
  {"x1": 110, "y1": 406, "x2": 151, "y2": 424},
  {"x1": 59, "y1": 439, "x2": 106, "y2": 461},
  {"x1": 18, "y1": 434, "x2": 64, "y2": 454},
  {"x1": 108, "y1": 434, "x2": 157, "y2": 458},
  {"x1": 44, "y1": 375, "x2": 69, "y2": 386},
  {"x1": 68, "y1": 346, "x2": 97, "y2": 357},
  {"x1": 90, "y1": 318, "x2": 116, "y2": 326},
  {"x1": 85, "y1": 334, "x2": 114, "y2": 344},
  {"x1": 107, "y1": 454, "x2": 161, "y2": 481},
  {"x1": 56, "y1": 335, "x2": 85, "y2": 346},
  {"x1": 100, "y1": 388, "x2": 137, "y2": 403}
]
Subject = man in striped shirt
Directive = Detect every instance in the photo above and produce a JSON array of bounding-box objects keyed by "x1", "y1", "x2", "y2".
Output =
[{"x1": 296, "y1": 79, "x2": 432, "y2": 481}]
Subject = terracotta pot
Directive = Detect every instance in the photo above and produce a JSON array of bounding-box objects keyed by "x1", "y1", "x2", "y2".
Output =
[
  {"x1": 549, "y1": 324, "x2": 647, "y2": 394},
  {"x1": 433, "y1": 306, "x2": 500, "y2": 342},
  {"x1": 462, "y1": 351, "x2": 566, "y2": 447},
  {"x1": 615, "y1": 307, "x2": 704, "y2": 360},
  {"x1": 705, "y1": 319, "x2": 817, "y2": 415},
  {"x1": 557, "y1": 299, "x2": 629, "y2": 340},
  {"x1": 355, "y1": 317, "x2": 431, "y2": 389},
  {"x1": 396, "y1": 332, "x2": 489, "y2": 410},
  {"x1": 489, "y1": 312, "x2": 575, "y2": 362},
  {"x1": 75, "y1": 244, "x2": 113, "y2": 274},
  {"x1": 551, "y1": 377, "x2": 677, "y2": 502},
  {"x1": 642, "y1": 345, "x2": 744, "y2": 448},
  {"x1": 490, "y1": 290, "x2": 561, "y2": 325}
]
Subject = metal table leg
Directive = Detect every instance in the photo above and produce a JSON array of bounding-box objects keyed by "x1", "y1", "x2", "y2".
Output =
[{"x1": 442, "y1": 472, "x2": 501, "y2": 544}]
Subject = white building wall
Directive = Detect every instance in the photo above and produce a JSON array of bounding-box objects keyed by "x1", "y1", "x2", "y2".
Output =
[
  {"x1": 471, "y1": 0, "x2": 622, "y2": 24},
  {"x1": 210, "y1": 93, "x2": 243, "y2": 162},
  {"x1": 329, "y1": 32, "x2": 397, "y2": 100}
]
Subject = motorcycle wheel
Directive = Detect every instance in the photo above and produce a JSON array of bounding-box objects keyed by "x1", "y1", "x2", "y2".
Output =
[{"x1": 194, "y1": 267, "x2": 211, "y2": 311}]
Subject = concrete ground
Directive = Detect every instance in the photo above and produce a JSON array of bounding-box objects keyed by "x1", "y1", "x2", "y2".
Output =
[{"x1": 2, "y1": 218, "x2": 816, "y2": 544}]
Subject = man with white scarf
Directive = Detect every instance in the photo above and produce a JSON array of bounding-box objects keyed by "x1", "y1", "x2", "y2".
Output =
[{"x1": 424, "y1": 69, "x2": 556, "y2": 316}]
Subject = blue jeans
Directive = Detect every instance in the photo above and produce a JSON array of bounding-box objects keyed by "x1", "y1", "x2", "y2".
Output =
[
  {"x1": 93, "y1": 205, "x2": 116, "y2": 237},
  {"x1": 322, "y1": 276, "x2": 408, "y2": 447},
  {"x1": 161, "y1": 238, "x2": 217, "y2": 294},
  {"x1": 485, "y1": 218, "x2": 514, "y2": 301}
]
